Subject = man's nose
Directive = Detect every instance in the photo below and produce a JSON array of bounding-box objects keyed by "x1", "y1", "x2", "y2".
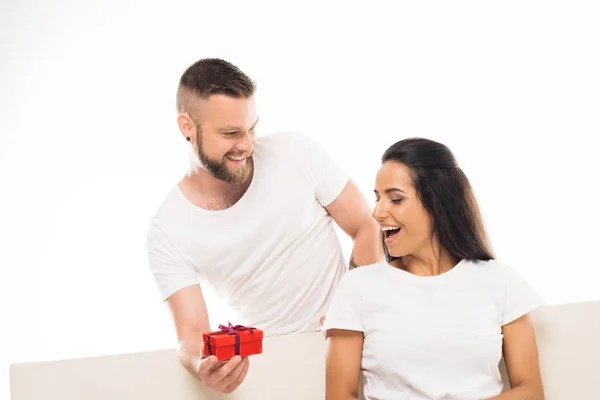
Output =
[{"x1": 236, "y1": 132, "x2": 254, "y2": 154}]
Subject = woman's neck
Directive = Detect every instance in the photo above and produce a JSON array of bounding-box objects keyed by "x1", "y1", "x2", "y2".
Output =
[{"x1": 393, "y1": 247, "x2": 460, "y2": 277}]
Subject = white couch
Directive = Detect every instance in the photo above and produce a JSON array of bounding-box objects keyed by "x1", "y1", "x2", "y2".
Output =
[{"x1": 10, "y1": 300, "x2": 600, "y2": 399}]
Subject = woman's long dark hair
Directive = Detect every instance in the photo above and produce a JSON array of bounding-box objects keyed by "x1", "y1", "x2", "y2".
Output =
[{"x1": 381, "y1": 138, "x2": 494, "y2": 263}]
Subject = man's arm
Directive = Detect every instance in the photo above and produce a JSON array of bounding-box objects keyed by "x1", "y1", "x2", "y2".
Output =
[
  {"x1": 168, "y1": 284, "x2": 212, "y2": 376},
  {"x1": 167, "y1": 284, "x2": 249, "y2": 393},
  {"x1": 325, "y1": 180, "x2": 381, "y2": 269}
]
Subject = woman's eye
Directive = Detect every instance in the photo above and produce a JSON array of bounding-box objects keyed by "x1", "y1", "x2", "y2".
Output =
[{"x1": 391, "y1": 198, "x2": 404, "y2": 204}]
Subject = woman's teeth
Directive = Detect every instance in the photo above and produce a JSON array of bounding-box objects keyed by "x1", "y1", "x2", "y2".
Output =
[{"x1": 381, "y1": 226, "x2": 400, "y2": 238}]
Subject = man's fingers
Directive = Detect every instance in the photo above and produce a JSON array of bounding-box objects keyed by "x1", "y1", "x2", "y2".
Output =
[
  {"x1": 211, "y1": 360, "x2": 227, "y2": 370},
  {"x1": 224, "y1": 357, "x2": 250, "y2": 393},
  {"x1": 220, "y1": 356, "x2": 248, "y2": 391},
  {"x1": 319, "y1": 316, "x2": 326, "y2": 325},
  {"x1": 213, "y1": 355, "x2": 243, "y2": 384},
  {"x1": 197, "y1": 355, "x2": 218, "y2": 376},
  {"x1": 198, "y1": 355, "x2": 250, "y2": 393}
]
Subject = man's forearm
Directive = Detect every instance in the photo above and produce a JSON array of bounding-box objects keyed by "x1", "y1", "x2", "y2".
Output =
[{"x1": 349, "y1": 220, "x2": 381, "y2": 269}]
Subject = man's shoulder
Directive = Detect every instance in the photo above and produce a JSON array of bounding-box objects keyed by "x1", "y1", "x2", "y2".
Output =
[
  {"x1": 253, "y1": 131, "x2": 311, "y2": 170},
  {"x1": 255, "y1": 130, "x2": 307, "y2": 151},
  {"x1": 257, "y1": 130, "x2": 306, "y2": 141},
  {"x1": 255, "y1": 131, "x2": 329, "y2": 171},
  {"x1": 145, "y1": 185, "x2": 197, "y2": 253},
  {"x1": 148, "y1": 185, "x2": 186, "y2": 227}
]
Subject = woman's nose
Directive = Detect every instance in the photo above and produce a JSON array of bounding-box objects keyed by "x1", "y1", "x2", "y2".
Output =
[{"x1": 372, "y1": 201, "x2": 386, "y2": 221}]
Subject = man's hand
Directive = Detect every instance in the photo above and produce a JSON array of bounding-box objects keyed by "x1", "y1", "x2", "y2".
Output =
[
  {"x1": 195, "y1": 355, "x2": 250, "y2": 394},
  {"x1": 168, "y1": 285, "x2": 250, "y2": 392}
]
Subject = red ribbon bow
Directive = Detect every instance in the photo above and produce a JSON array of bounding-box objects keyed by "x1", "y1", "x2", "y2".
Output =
[{"x1": 218, "y1": 322, "x2": 255, "y2": 335}]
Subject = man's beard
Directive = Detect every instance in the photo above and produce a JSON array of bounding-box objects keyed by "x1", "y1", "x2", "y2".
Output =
[{"x1": 195, "y1": 129, "x2": 253, "y2": 184}]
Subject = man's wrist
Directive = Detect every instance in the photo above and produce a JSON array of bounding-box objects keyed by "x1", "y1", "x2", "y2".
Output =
[{"x1": 177, "y1": 340, "x2": 203, "y2": 376}]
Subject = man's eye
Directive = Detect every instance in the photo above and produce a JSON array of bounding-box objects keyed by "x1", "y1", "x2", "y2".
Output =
[{"x1": 225, "y1": 131, "x2": 238, "y2": 136}]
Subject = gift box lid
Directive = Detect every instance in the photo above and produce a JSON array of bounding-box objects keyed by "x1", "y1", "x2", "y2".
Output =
[{"x1": 203, "y1": 323, "x2": 264, "y2": 347}]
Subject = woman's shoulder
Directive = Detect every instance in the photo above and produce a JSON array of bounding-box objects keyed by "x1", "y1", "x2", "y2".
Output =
[{"x1": 461, "y1": 258, "x2": 524, "y2": 282}]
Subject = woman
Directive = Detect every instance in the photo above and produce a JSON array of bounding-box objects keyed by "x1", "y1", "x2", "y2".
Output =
[{"x1": 322, "y1": 138, "x2": 545, "y2": 400}]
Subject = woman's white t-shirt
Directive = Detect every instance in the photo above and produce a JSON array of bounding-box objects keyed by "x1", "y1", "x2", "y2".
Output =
[{"x1": 321, "y1": 259, "x2": 545, "y2": 400}]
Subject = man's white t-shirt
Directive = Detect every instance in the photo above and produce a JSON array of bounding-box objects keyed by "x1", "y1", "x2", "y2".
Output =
[
  {"x1": 322, "y1": 259, "x2": 545, "y2": 400},
  {"x1": 146, "y1": 131, "x2": 349, "y2": 336}
]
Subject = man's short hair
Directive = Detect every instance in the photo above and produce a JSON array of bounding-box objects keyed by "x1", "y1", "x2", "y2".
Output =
[{"x1": 176, "y1": 58, "x2": 256, "y2": 114}]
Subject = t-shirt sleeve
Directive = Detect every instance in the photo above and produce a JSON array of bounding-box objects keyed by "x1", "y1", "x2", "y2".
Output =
[
  {"x1": 291, "y1": 132, "x2": 349, "y2": 207},
  {"x1": 321, "y1": 272, "x2": 364, "y2": 336},
  {"x1": 146, "y1": 223, "x2": 199, "y2": 301},
  {"x1": 502, "y1": 263, "x2": 545, "y2": 325}
]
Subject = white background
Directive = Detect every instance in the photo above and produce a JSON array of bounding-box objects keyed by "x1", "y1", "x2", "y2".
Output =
[{"x1": 1, "y1": 0, "x2": 599, "y2": 398}]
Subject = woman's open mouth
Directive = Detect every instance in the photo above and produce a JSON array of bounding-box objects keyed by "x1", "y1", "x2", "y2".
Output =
[{"x1": 382, "y1": 226, "x2": 401, "y2": 243}]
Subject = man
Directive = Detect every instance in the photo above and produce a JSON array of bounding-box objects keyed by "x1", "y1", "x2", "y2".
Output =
[{"x1": 146, "y1": 58, "x2": 380, "y2": 394}]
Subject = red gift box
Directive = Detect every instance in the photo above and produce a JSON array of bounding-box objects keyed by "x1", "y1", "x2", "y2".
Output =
[{"x1": 202, "y1": 322, "x2": 264, "y2": 361}]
